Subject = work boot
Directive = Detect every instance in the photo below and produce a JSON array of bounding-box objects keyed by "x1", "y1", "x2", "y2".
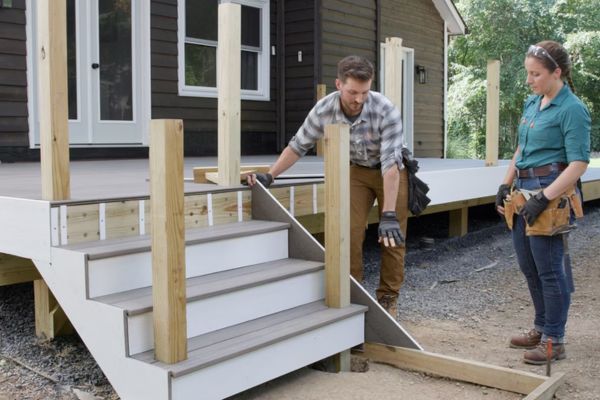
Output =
[
  {"x1": 509, "y1": 329, "x2": 542, "y2": 349},
  {"x1": 378, "y1": 294, "x2": 398, "y2": 319},
  {"x1": 523, "y1": 342, "x2": 566, "y2": 365}
]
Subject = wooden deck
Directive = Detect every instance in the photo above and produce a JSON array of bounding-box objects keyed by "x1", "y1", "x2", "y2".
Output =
[{"x1": 1, "y1": 156, "x2": 599, "y2": 239}]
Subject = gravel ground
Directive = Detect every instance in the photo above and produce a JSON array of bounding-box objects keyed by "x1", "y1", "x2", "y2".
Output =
[{"x1": 1, "y1": 200, "x2": 599, "y2": 399}]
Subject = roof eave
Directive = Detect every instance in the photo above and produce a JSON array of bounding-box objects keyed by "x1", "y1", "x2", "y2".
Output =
[{"x1": 431, "y1": 0, "x2": 467, "y2": 35}]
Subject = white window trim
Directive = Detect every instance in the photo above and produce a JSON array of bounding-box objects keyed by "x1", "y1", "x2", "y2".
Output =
[
  {"x1": 379, "y1": 44, "x2": 415, "y2": 153},
  {"x1": 178, "y1": 0, "x2": 270, "y2": 101}
]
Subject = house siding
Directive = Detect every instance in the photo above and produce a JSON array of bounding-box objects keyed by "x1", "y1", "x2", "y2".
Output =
[
  {"x1": 319, "y1": 0, "x2": 377, "y2": 97},
  {"x1": 0, "y1": 0, "x2": 29, "y2": 148},
  {"x1": 151, "y1": 0, "x2": 279, "y2": 156},
  {"x1": 283, "y1": 0, "x2": 315, "y2": 143},
  {"x1": 381, "y1": 0, "x2": 445, "y2": 158}
]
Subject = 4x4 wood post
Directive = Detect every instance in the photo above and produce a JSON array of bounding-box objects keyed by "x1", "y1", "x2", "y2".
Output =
[
  {"x1": 217, "y1": 3, "x2": 241, "y2": 186},
  {"x1": 35, "y1": 0, "x2": 72, "y2": 339},
  {"x1": 486, "y1": 59, "x2": 500, "y2": 166},
  {"x1": 324, "y1": 123, "x2": 351, "y2": 371},
  {"x1": 150, "y1": 119, "x2": 187, "y2": 364}
]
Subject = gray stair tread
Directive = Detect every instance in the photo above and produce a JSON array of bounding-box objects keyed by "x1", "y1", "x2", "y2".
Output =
[
  {"x1": 132, "y1": 301, "x2": 367, "y2": 377},
  {"x1": 93, "y1": 258, "x2": 324, "y2": 315},
  {"x1": 59, "y1": 220, "x2": 290, "y2": 260}
]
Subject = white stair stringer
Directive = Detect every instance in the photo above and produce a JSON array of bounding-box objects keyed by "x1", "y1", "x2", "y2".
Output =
[{"x1": 34, "y1": 247, "x2": 170, "y2": 400}]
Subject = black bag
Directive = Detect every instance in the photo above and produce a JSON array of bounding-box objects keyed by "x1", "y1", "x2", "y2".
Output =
[{"x1": 401, "y1": 148, "x2": 431, "y2": 216}]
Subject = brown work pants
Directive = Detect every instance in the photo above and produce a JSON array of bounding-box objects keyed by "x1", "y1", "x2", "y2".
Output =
[{"x1": 350, "y1": 164, "x2": 409, "y2": 300}]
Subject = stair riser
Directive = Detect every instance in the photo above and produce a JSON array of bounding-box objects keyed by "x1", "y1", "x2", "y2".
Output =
[
  {"x1": 171, "y1": 314, "x2": 364, "y2": 400},
  {"x1": 87, "y1": 231, "x2": 289, "y2": 298},
  {"x1": 127, "y1": 271, "x2": 325, "y2": 355}
]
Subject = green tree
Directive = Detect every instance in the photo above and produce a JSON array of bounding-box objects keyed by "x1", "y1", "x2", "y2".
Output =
[{"x1": 447, "y1": 0, "x2": 600, "y2": 159}]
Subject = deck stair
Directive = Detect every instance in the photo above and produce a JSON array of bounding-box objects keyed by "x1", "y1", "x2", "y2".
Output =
[{"x1": 33, "y1": 197, "x2": 368, "y2": 399}]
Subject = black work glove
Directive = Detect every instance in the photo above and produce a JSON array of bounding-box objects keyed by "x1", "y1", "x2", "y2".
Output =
[
  {"x1": 378, "y1": 211, "x2": 405, "y2": 247},
  {"x1": 521, "y1": 191, "x2": 549, "y2": 225},
  {"x1": 495, "y1": 184, "x2": 511, "y2": 211},
  {"x1": 255, "y1": 173, "x2": 273, "y2": 188}
]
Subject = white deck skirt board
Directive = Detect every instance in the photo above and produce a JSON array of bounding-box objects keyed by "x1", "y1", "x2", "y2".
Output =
[
  {"x1": 127, "y1": 271, "x2": 325, "y2": 355},
  {"x1": 3, "y1": 156, "x2": 598, "y2": 203},
  {"x1": 0, "y1": 196, "x2": 51, "y2": 261},
  {"x1": 170, "y1": 314, "x2": 364, "y2": 400},
  {"x1": 87, "y1": 230, "x2": 289, "y2": 298}
]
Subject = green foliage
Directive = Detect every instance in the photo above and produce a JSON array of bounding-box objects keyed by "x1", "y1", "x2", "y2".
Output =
[{"x1": 448, "y1": 0, "x2": 600, "y2": 159}]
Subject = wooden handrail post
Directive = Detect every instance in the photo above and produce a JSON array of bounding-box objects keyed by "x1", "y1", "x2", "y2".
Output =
[
  {"x1": 384, "y1": 37, "x2": 403, "y2": 110},
  {"x1": 36, "y1": 0, "x2": 71, "y2": 340},
  {"x1": 324, "y1": 123, "x2": 351, "y2": 372},
  {"x1": 150, "y1": 119, "x2": 187, "y2": 364},
  {"x1": 217, "y1": 2, "x2": 241, "y2": 186},
  {"x1": 315, "y1": 84, "x2": 327, "y2": 157},
  {"x1": 324, "y1": 124, "x2": 350, "y2": 307},
  {"x1": 486, "y1": 59, "x2": 500, "y2": 166}
]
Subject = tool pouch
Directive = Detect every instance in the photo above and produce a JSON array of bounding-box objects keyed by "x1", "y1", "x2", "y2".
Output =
[
  {"x1": 525, "y1": 187, "x2": 581, "y2": 236},
  {"x1": 502, "y1": 190, "x2": 526, "y2": 230}
]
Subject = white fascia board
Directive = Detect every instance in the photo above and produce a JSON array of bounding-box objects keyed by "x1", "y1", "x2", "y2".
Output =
[{"x1": 432, "y1": 0, "x2": 466, "y2": 35}]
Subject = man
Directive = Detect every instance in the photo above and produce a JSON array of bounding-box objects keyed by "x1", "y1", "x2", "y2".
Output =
[{"x1": 248, "y1": 55, "x2": 409, "y2": 318}]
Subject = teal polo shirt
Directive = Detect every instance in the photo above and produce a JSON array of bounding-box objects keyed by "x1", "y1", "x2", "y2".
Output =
[{"x1": 516, "y1": 84, "x2": 591, "y2": 169}]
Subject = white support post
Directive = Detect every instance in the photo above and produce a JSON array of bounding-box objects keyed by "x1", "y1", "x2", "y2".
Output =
[
  {"x1": 217, "y1": 2, "x2": 241, "y2": 186},
  {"x1": 486, "y1": 60, "x2": 500, "y2": 166}
]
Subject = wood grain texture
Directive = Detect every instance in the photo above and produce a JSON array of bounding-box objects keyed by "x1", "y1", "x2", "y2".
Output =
[
  {"x1": 37, "y1": 0, "x2": 70, "y2": 200},
  {"x1": 217, "y1": 3, "x2": 241, "y2": 186},
  {"x1": 384, "y1": 37, "x2": 403, "y2": 110},
  {"x1": 150, "y1": 119, "x2": 187, "y2": 363},
  {"x1": 486, "y1": 60, "x2": 500, "y2": 166},
  {"x1": 0, "y1": 253, "x2": 40, "y2": 286},
  {"x1": 323, "y1": 124, "x2": 350, "y2": 309},
  {"x1": 363, "y1": 343, "x2": 548, "y2": 395}
]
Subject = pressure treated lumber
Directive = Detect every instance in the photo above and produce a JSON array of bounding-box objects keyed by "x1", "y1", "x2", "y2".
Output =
[
  {"x1": 363, "y1": 343, "x2": 554, "y2": 395},
  {"x1": 384, "y1": 37, "x2": 403, "y2": 110},
  {"x1": 36, "y1": 0, "x2": 70, "y2": 340},
  {"x1": 0, "y1": 253, "x2": 41, "y2": 286},
  {"x1": 193, "y1": 165, "x2": 270, "y2": 184},
  {"x1": 150, "y1": 119, "x2": 187, "y2": 364},
  {"x1": 217, "y1": 3, "x2": 241, "y2": 186},
  {"x1": 486, "y1": 60, "x2": 500, "y2": 166},
  {"x1": 315, "y1": 84, "x2": 327, "y2": 156}
]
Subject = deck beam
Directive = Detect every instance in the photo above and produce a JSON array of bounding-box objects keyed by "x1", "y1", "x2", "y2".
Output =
[{"x1": 0, "y1": 254, "x2": 41, "y2": 286}]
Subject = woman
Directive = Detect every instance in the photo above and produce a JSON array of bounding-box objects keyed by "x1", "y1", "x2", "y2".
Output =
[{"x1": 495, "y1": 40, "x2": 591, "y2": 364}]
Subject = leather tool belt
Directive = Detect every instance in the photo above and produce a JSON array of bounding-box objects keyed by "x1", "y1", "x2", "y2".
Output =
[
  {"x1": 503, "y1": 186, "x2": 583, "y2": 236},
  {"x1": 517, "y1": 162, "x2": 568, "y2": 178}
]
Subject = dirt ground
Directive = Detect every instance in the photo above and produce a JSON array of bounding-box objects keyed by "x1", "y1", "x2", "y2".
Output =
[{"x1": 1, "y1": 203, "x2": 599, "y2": 399}]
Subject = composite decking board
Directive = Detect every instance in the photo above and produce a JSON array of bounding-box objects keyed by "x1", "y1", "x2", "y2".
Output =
[
  {"x1": 95, "y1": 258, "x2": 324, "y2": 315},
  {"x1": 59, "y1": 220, "x2": 290, "y2": 260},
  {"x1": 135, "y1": 303, "x2": 367, "y2": 376},
  {"x1": 132, "y1": 301, "x2": 329, "y2": 364}
]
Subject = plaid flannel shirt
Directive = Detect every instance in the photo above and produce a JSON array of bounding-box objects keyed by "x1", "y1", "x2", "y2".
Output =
[{"x1": 288, "y1": 90, "x2": 405, "y2": 174}]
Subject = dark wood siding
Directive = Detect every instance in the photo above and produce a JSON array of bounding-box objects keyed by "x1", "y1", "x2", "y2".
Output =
[
  {"x1": 319, "y1": 0, "x2": 377, "y2": 91},
  {"x1": 151, "y1": 0, "x2": 278, "y2": 156},
  {"x1": 0, "y1": 0, "x2": 29, "y2": 148},
  {"x1": 381, "y1": 0, "x2": 445, "y2": 158},
  {"x1": 283, "y1": 0, "x2": 315, "y2": 143}
]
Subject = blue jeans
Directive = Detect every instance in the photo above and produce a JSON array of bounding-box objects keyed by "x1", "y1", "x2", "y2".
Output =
[{"x1": 512, "y1": 172, "x2": 572, "y2": 344}]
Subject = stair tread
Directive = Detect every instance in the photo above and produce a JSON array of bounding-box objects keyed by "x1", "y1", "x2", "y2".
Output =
[
  {"x1": 132, "y1": 301, "x2": 367, "y2": 377},
  {"x1": 59, "y1": 220, "x2": 290, "y2": 260},
  {"x1": 94, "y1": 258, "x2": 324, "y2": 315}
]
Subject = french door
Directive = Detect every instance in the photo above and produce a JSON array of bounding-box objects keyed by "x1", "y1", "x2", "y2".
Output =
[{"x1": 32, "y1": 0, "x2": 145, "y2": 145}]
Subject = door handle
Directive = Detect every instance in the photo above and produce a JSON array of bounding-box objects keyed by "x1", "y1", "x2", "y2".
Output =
[{"x1": 91, "y1": 63, "x2": 100, "y2": 69}]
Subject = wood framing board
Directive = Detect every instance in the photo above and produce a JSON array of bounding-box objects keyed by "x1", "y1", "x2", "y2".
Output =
[
  {"x1": 362, "y1": 343, "x2": 565, "y2": 397},
  {"x1": 66, "y1": 203, "x2": 100, "y2": 244},
  {"x1": 0, "y1": 253, "x2": 41, "y2": 286},
  {"x1": 582, "y1": 179, "x2": 600, "y2": 201},
  {"x1": 192, "y1": 165, "x2": 270, "y2": 184}
]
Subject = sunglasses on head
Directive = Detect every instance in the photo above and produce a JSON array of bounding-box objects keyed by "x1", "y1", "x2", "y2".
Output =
[{"x1": 527, "y1": 45, "x2": 559, "y2": 69}]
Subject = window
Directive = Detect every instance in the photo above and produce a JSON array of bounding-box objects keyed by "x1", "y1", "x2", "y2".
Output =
[
  {"x1": 379, "y1": 45, "x2": 414, "y2": 152},
  {"x1": 179, "y1": 0, "x2": 270, "y2": 100}
]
